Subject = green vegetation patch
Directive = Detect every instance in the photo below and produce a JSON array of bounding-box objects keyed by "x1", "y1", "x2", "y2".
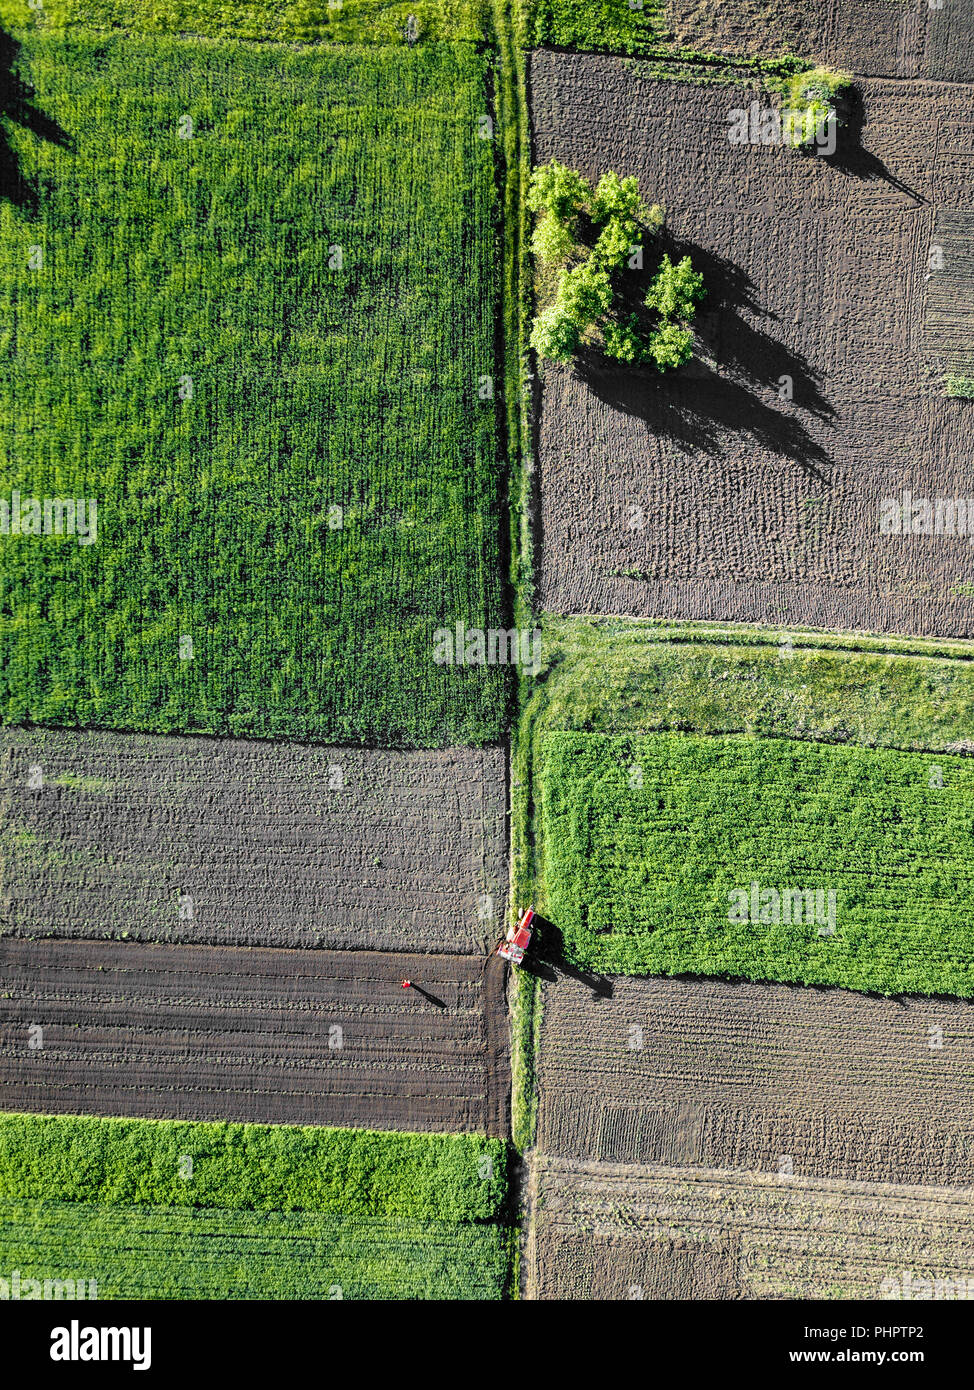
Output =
[
  {"x1": 528, "y1": 162, "x2": 705, "y2": 369},
  {"x1": 526, "y1": 618, "x2": 974, "y2": 754},
  {"x1": 0, "y1": 1114, "x2": 511, "y2": 1299},
  {"x1": 0, "y1": 34, "x2": 505, "y2": 745},
  {"x1": 0, "y1": 0, "x2": 491, "y2": 44},
  {"x1": 537, "y1": 729, "x2": 974, "y2": 996},
  {"x1": 0, "y1": 1113, "x2": 508, "y2": 1221}
]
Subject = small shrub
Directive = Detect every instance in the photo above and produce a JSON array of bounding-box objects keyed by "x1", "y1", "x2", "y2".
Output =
[{"x1": 784, "y1": 66, "x2": 852, "y2": 148}]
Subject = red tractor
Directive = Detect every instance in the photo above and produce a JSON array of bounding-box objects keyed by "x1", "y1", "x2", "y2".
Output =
[{"x1": 496, "y1": 906, "x2": 535, "y2": 966}]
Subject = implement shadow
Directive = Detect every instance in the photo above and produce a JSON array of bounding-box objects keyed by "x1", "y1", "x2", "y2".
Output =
[
  {"x1": 520, "y1": 915, "x2": 613, "y2": 1000},
  {"x1": 0, "y1": 27, "x2": 72, "y2": 212}
]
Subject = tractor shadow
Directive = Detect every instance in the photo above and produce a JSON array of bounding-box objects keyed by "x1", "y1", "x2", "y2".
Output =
[
  {"x1": 0, "y1": 27, "x2": 72, "y2": 212},
  {"x1": 520, "y1": 915, "x2": 613, "y2": 1000},
  {"x1": 575, "y1": 238, "x2": 833, "y2": 483}
]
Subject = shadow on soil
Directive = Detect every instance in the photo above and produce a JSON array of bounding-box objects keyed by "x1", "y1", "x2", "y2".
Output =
[
  {"x1": 404, "y1": 983, "x2": 448, "y2": 1009},
  {"x1": 820, "y1": 88, "x2": 927, "y2": 205},
  {"x1": 0, "y1": 28, "x2": 72, "y2": 212},
  {"x1": 575, "y1": 236, "x2": 834, "y2": 482},
  {"x1": 520, "y1": 915, "x2": 613, "y2": 999}
]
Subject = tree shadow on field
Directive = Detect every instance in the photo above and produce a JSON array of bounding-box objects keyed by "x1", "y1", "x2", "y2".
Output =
[
  {"x1": 819, "y1": 87, "x2": 927, "y2": 205},
  {"x1": 575, "y1": 239, "x2": 833, "y2": 483},
  {"x1": 521, "y1": 915, "x2": 614, "y2": 1000},
  {"x1": 0, "y1": 28, "x2": 72, "y2": 212}
]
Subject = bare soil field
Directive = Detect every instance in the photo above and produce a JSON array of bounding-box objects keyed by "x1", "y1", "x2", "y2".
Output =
[
  {"x1": 666, "y1": 0, "x2": 967, "y2": 82},
  {"x1": 535, "y1": 976, "x2": 974, "y2": 1186},
  {"x1": 0, "y1": 730, "x2": 506, "y2": 954},
  {"x1": 0, "y1": 938, "x2": 509, "y2": 1134},
  {"x1": 530, "y1": 55, "x2": 974, "y2": 637},
  {"x1": 530, "y1": 1156, "x2": 974, "y2": 1299},
  {"x1": 924, "y1": 210, "x2": 974, "y2": 373}
]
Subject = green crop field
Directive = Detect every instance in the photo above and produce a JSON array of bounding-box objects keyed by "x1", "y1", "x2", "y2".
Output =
[
  {"x1": 0, "y1": 0, "x2": 491, "y2": 43},
  {"x1": 0, "y1": 32, "x2": 505, "y2": 745},
  {"x1": 536, "y1": 728, "x2": 974, "y2": 995},
  {"x1": 1, "y1": 1200, "x2": 510, "y2": 1300},
  {"x1": 0, "y1": 1114, "x2": 512, "y2": 1299}
]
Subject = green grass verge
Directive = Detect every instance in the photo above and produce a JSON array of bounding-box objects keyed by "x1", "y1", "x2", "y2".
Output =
[
  {"x1": 0, "y1": 1114, "x2": 512, "y2": 1299},
  {"x1": 528, "y1": 617, "x2": 974, "y2": 753},
  {"x1": 0, "y1": 0, "x2": 491, "y2": 43},
  {"x1": 0, "y1": 33, "x2": 505, "y2": 745},
  {"x1": 537, "y1": 729, "x2": 974, "y2": 996}
]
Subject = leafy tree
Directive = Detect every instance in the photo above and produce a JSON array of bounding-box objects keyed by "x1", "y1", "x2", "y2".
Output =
[
  {"x1": 528, "y1": 162, "x2": 705, "y2": 373},
  {"x1": 531, "y1": 212, "x2": 576, "y2": 266},
  {"x1": 590, "y1": 170, "x2": 650, "y2": 227},
  {"x1": 529, "y1": 303, "x2": 579, "y2": 363},
  {"x1": 526, "y1": 159, "x2": 590, "y2": 223},
  {"x1": 602, "y1": 314, "x2": 647, "y2": 365},
  {"x1": 644, "y1": 255, "x2": 706, "y2": 322},
  {"x1": 784, "y1": 66, "x2": 851, "y2": 148},
  {"x1": 556, "y1": 260, "x2": 613, "y2": 324},
  {"x1": 646, "y1": 321, "x2": 694, "y2": 370}
]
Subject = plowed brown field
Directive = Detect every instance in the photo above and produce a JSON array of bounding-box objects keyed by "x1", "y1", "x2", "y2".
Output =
[
  {"x1": 530, "y1": 56, "x2": 974, "y2": 636},
  {"x1": 0, "y1": 730, "x2": 507, "y2": 954},
  {"x1": 530, "y1": 1156, "x2": 974, "y2": 1299},
  {"x1": 536, "y1": 976, "x2": 974, "y2": 1185},
  {"x1": 667, "y1": 0, "x2": 969, "y2": 82},
  {"x1": 0, "y1": 938, "x2": 509, "y2": 1134}
]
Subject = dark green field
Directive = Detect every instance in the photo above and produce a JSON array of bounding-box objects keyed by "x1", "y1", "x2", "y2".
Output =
[
  {"x1": 0, "y1": 32, "x2": 505, "y2": 745},
  {"x1": 0, "y1": 1113, "x2": 512, "y2": 1299}
]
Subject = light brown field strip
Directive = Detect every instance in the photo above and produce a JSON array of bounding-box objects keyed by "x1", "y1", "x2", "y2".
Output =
[
  {"x1": 0, "y1": 939, "x2": 510, "y2": 1135},
  {"x1": 537, "y1": 975, "x2": 974, "y2": 1185},
  {"x1": 531, "y1": 1155, "x2": 974, "y2": 1300},
  {"x1": 0, "y1": 731, "x2": 507, "y2": 954}
]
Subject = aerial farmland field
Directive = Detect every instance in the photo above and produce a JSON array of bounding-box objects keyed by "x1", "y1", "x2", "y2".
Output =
[
  {"x1": 0, "y1": 938, "x2": 510, "y2": 1133},
  {"x1": 0, "y1": 1112, "x2": 513, "y2": 1299},
  {"x1": 2, "y1": 0, "x2": 974, "y2": 1335},
  {"x1": 530, "y1": 1156, "x2": 974, "y2": 1301},
  {"x1": 530, "y1": 53, "x2": 974, "y2": 637},
  {"x1": 0, "y1": 730, "x2": 507, "y2": 952},
  {"x1": 536, "y1": 975, "x2": 974, "y2": 1186},
  {"x1": 0, "y1": 27, "x2": 505, "y2": 745}
]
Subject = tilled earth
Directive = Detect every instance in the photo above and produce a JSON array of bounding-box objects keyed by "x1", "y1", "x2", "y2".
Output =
[
  {"x1": 535, "y1": 975, "x2": 974, "y2": 1186},
  {"x1": 530, "y1": 56, "x2": 974, "y2": 636},
  {"x1": 0, "y1": 938, "x2": 510, "y2": 1134},
  {"x1": 530, "y1": 1155, "x2": 974, "y2": 1300},
  {"x1": 0, "y1": 730, "x2": 507, "y2": 954},
  {"x1": 666, "y1": 0, "x2": 970, "y2": 82}
]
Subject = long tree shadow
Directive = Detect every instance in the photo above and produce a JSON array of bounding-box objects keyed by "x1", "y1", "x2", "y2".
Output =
[
  {"x1": 819, "y1": 86, "x2": 927, "y2": 205},
  {"x1": 0, "y1": 28, "x2": 72, "y2": 212},
  {"x1": 661, "y1": 236, "x2": 834, "y2": 426},
  {"x1": 575, "y1": 234, "x2": 833, "y2": 482}
]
